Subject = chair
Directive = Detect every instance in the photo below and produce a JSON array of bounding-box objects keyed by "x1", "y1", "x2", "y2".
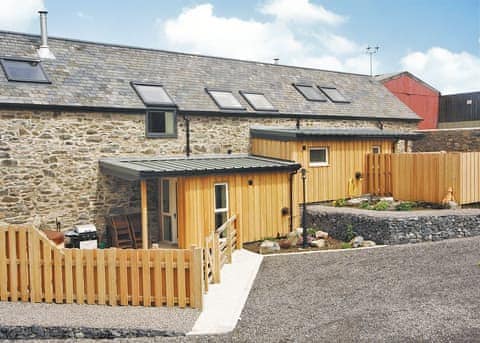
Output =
[
  {"x1": 109, "y1": 215, "x2": 135, "y2": 248},
  {"x1": 127, "y1": 213, "x2": 143, "y2": 249}
]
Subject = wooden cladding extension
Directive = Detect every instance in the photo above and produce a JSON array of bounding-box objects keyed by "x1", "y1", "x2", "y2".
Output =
[
  {"x1": 0, "y1": 226, "x2": 203, "y2": 309},
  {"x1": 177, "y1": 172, "x2": 291, "y2": 248}
]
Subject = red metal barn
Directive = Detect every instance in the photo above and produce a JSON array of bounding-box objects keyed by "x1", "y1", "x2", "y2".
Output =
[{"x1": 376, "y1": 72, "x2": 440, "y2": 129}]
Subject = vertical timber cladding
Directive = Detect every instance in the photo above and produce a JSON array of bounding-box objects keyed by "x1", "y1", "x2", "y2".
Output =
[
  {"x1": 251, "y1": 137, "x2": 395, "y2": 226},
  {"x1": 176, "y1": 172, "x2": 291, "y2": 247}
]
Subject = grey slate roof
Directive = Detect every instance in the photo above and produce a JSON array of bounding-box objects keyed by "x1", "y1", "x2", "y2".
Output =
[
  {"x1": 99, "y1": 154, "x2": 301, "y2": 181},
  {"x1": 250, "y1": 126, "x2": 424, "y2": 141},
  {"x1": 0, "y1": 30, "x2": 420, "y2": 121}
]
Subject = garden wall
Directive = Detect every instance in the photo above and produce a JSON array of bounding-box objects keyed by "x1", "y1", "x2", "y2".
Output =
[{"x1": 305, "y1": 205, "x2": 480, "y2": 245}]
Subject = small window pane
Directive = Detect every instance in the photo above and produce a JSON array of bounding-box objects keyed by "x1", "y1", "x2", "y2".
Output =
[
  {"x1": 294, "y1": 84, "x2": 327, "y2": 101},
  {"x1": 215, "y1": 184, "x2": 227, "y2": 210},
  {"x1": 310, "y1": 148, "x2": 328, "y2": 165},
  {"x1": 133, "y1": 84, "x2": 174, "y2": 106},
  {"x1": 162, "y1": 180, "x2": 170, "y2": 212},
  {"x1": 208, "y1": 90, "x2": 244, "y2": 110},
  {"x1": 163, "y1": 216, "x2": 172, "y2": 241},
  {"x1": 147, "y1": 111, "x2": 175, "y2": 136},
  {"x1": 241, "y1": 92, "x2": 276, "y2": 111},
  {"x1": 1, "y1": 59, "x2": 49, "y2": 83},
  {"x1": 320, "y1": 87, "x2": 348, "y2": 103},
  {"x1": 372, "y1": 146, "x2": 381, "y2": 154}
]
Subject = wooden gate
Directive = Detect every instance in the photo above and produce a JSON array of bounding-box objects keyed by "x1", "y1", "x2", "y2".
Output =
[{"x1": 365, "y1": 154, "x2": 393, "y2": 196}]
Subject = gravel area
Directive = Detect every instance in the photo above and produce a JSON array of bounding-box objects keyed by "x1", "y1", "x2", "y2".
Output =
[
  {"x1": 182, "y1": 236, "x2": 480, "y2": 342},
  {"x1": 0, "y1": 302, "x2": 200, "y2": 334}
]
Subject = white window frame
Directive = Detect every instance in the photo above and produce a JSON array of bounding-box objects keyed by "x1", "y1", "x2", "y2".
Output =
[
  {"x1": 372, "y1": 146, "x2": 381, "y2": 154},
  {"x1": 214, "y1": 183, "x2": 229, "y2": 228},
  {"x1": 309, "y1": 147, "x2": 329, "y2": 167}
]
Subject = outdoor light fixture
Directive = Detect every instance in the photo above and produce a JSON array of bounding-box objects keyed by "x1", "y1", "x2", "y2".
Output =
[{"x1": 301, "y1": 168, "x2": 308, "y2": 248}]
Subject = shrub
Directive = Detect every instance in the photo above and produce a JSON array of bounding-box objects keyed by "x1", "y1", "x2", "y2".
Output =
[
  {"x1": 345, "y1": 224, "x2": 355, "y2": 242},
  {"x1": 307, "y1": 228, "x2": 316, "y2": 236},
  {"x1": 395, "y1": 201, "x2": 416, "y2": 211},
  {"x1": 359, "y1": 201, "x2": 371, "y2": 209},
  {"x1": 373, "y1": 200, "x2": 390, "y2": 211},
  {"x1": 333, "y1": 198, "x2": 347, "y2": 207},
  {"x1": 341, "y1": 242, "x2": 351, "y2": 249}
]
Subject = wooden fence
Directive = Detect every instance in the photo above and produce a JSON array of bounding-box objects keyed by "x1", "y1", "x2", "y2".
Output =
[
  {"x1": 204, "y1": 215, "x2": 237, "y2": 292},
  {"x1": 0, "y1": 226, "x2": 203, "y2": 309},
  {"x1": 366, "y1": 152, "x2": 480, "y2": 204}
]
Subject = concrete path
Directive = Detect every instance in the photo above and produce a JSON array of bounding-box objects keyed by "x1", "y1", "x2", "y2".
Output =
[{"x1": 188, "y1": 249, "x2": 263, "y2": 335}]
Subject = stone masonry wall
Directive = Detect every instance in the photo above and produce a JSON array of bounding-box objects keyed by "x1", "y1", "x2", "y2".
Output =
[
  {"x1": 0, "y1": 109, "x2": 415, "y2": 237},
  {"x1": 305, "y1": 205, "x2": 480, "y2": 245},
  {"x1": 413, "y1": 128, "x2": 480, "y2": 152}
]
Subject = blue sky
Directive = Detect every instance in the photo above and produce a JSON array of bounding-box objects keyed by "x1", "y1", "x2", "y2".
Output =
[{"x1": 1, "y1": 0, "x2": 479, "y2": 93}]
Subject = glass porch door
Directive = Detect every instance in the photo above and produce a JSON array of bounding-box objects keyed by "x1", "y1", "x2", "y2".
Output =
[{"x1": 160, "y1": 178, "x2": 178, "y2": 243}]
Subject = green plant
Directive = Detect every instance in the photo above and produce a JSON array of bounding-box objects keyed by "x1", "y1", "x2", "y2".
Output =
[
  {"x1": 333, "y1": 198, "x2": 347, "y2": 207},
  {"x1": 341, "y1": 242, "x2": 351, "y2": 249},
  {"x1": 359, "y1": 201, "x2": 371, "y2": 209},
  {"x1": 345, "y1": 224, "x2": 355, "y2": 242},
  {"x1": 307, "y1": 228, "x2": 316, "y2": 236},
  {"x1": 395, "y1": 201, "x2": 416, "y2": 211},
  {"x1": 373, "y1": 200, "x2": 390, "y2": 211}
]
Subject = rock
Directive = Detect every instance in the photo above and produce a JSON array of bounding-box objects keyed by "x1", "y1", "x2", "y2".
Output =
[
  {"x1": 315, "y1": 230, "x2": 329, "y2": 239},
  {"x1": 350, "y1": 235, "x2": 364, "y2": 248},
  {"x1": 445, "y1": 201, "x2": 458, "y2": 210},
  {"x1": 311, "y1": 239, "x2": 325, "y2": 248},
  {"x1": 347, "y1": 197, "x2": 369, "y2": 205},
  {"x1": 259, "y1": 240, "x2": 280, "y2": 254},
  {"x1": 360, "y1": 240, "x2": 376, "y2": 247}
]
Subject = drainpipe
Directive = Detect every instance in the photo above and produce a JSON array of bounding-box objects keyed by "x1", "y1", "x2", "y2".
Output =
[
  {"x1": 289, "y1": 170, "x2": 298, "y2": 232},
  {"x1": 296, "y1": 119, "x2": 300, "y2": 129},
  {"x1": 184, "y1": 115, "x2": 191, "y2": 157}
]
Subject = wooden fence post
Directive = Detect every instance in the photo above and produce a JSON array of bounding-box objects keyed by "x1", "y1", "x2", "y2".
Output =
[
  {"x1": 190, "y1": 245, "x2": 203, "y2": 310},
  {"x1": 213, "y1": 233, "x2": 221, "y2": 283},
  {"x1": 226, "y1": 222, "x2": 232, "y2": 264}
]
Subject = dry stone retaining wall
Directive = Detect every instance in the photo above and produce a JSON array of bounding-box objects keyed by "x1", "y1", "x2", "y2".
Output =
[
  {"x1": 0, "y1": 109, "x2": 414, "y2": 235},
  {"x1": 305, "y1": 205, "x2": 480, "y2": 245}
]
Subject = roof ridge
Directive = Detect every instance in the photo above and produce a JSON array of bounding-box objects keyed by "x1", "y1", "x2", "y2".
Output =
[{"x1": 0, "y1": 29, "x2": 372, "y2": 78}]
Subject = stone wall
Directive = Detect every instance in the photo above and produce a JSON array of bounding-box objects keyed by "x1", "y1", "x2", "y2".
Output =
[
  {"x1": 0, "y1": 109, "x2": 415, "y2": 237},
  {"x1": 413, "y1": 128, "x2": 480, "y2": 152},
  {"x1": 305, "y1": 205, "x2": 480, "y2": 245}
]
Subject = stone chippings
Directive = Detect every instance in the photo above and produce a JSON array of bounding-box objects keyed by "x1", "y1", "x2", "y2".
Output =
[
  {"x1": 0, "y1": 109, "x2": 413, "y2": 237},
  {"x1": 0, "y1": 326, "x2": 183, "y2": 339},
  {"x1": 305, "y1": 205, "x2": 480, "y2": 244}
]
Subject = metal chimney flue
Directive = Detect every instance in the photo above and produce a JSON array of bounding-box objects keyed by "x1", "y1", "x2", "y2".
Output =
[{"x1": 37, "y1": 10, "x2": 55, "y2": 59}]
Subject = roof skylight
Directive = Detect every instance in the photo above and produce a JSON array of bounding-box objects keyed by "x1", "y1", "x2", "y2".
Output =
[
  {"x1": 0, "y1": 58, "x2": 49, "y2": 83},
  {"x1": 240, "y1": 91, "x2": 276, "y2": 111},
  {"x1": 206, "y1": 89, "x2": 245, "y2": 110},
  {"x1": 319, "y1": 87, "x2": 349, "y2": 103},
  {"x1": 131, "y1": 82, "x2": 175, "y2": 106},
  {"x1": 293, "y1": 84, "x2": 327, "y2": 102}
]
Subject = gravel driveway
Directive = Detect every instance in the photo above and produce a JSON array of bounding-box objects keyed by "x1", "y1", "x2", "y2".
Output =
[{"x1": 185, "y1": 236, "x2": 480, "y2": 342}]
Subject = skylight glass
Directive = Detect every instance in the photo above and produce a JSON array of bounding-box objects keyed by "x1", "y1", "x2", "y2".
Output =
[
  {"x1": 207, "y1": 90, "x2": 245, "y2": 110},
  {"x1": 319, "y1": 87, "x2": 349, "y2": 103},
  {"x1": 0, "y1": 58, "x2": 49, "y2": 83},
  {"x1": 240, "y1": 92, "x2": 276, "y2": 111},
  {"x1": 293, "y1": 84, "x2": 327, "y2": 102},
  {"x1": 132, "y1": 83, "x2": 175, "y2": 106}
]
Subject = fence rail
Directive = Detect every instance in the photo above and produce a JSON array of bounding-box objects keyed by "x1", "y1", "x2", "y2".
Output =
[{"x1": 0, "y1": 226, "x2": 203, "y2": 309}]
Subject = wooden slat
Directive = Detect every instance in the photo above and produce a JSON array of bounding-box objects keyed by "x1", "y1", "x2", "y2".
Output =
[
  {"x1": 64, "y1": 249, "x2": 73, "y2": 304},
  {"x1": 107, "y1": 249, "x2": 117, "y2": 306},
  {"x1": 18, "y1": 229, "x2": 29, "y2": 302},
  {"x1": 85, "y1": 249, "x2": 95, "y2": 304},
  {"x1": 118, "y1": 249, "x2": 128, "y2": 306},
  {"x1": 28, "y1": 228, "x2": 42, "y2": 303},
  {"x1": 165, "y1": 250, "x2": 174, "y2": 307},
  {"x1": 142, "y1": 250, "x2": 151, "y2": 306},
  {"x1": 53, "y1": 249, "x2": 63, "y2": 303},
  {"x1": 8, "y1": 227, "x2": 18, "y2": 301},
  {"x1": 130, "y1": 250, "x2": 140, "y2": 306},
  {"x1": 42, "y1": 240, "x2": 53, "y2": 303},
  {"x1": 96, "y1": 249, "x2": 106, "y2": 305},
  {"x1": 74, "y1": 249, "x2": 84, "y2": 304},
  {"x1": 0, "y1": 229, "x2": 8, "y2": 301},
  {"x1": 176, "y1": 250, "x2": 186, "y2": 308},
  {"x1": 153, "y1": 250, "x2": 163, "y2": 307}
]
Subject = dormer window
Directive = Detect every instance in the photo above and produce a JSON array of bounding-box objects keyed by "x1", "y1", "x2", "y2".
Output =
[
  {"x1": 0, "y1": 58, "x2": 50, "y2": 83},
  {"x1": 206, "y1": 89, "x2": 245, "y2": 110}
]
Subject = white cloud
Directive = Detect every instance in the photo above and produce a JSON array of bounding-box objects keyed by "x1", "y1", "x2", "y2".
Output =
[
  {"x1": 76, "y1": 11, "x2": 93, "y2": 20},
  {"x1": 401, "y1": 47, "x2": 480, "y2": 94},
  {"x1": 0, "y1": 0, "x2": 44, "y2": 31},
  {"x1": 260, "y1": 0, "x2": 345, "y2": 25},
  {"x1": 161, "y1": 4, "x2": 303, "y2": 62},
  {"x1": 314, "y1": 32, "x2": 360, "y2": 55}
]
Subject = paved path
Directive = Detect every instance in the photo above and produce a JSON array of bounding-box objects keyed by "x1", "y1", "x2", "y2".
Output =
[{"x1": 183, "y1": 236, "x2": 480, "y2": 342}]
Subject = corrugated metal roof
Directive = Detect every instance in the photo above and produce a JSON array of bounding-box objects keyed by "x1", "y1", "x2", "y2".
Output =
[
  {"x1": 250, "y1": 126, "x2": 424, "y2": 141},
  {"x1": 99, "y1": 154, "x2": 301, "y2": 181}
]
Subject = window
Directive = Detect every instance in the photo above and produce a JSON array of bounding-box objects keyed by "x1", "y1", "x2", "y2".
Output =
[
  {"x1": 131, "y1": 82, "x2": 175, "y2": 106},
  {"x1": 293, "y1": 84, "x2": 327, "y2": 102},
  {"x1": 146, "y1": 110, "x2": 176, "y2": 138},
  {"x1": 309, "y1": 147, "x2": 329, "y2": 166},
  {"x1": 206, "y1": 89, "x2": 245, "y2": 110},
  {"x1": 214, "y1": 183, "x2": 229, "y2": 229},
  {"x1": 240, "y1": 91, "x2": 276, "y2": 111},
  {"x1": 319, "y1": 87, "x2": 349, "y2": 103},
  {"x1": 372, "y1": 146, "x2": 381, "y2": 154},
  {"x1": 0, "y1": 58, "x2": 49, "y2": 83}
]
